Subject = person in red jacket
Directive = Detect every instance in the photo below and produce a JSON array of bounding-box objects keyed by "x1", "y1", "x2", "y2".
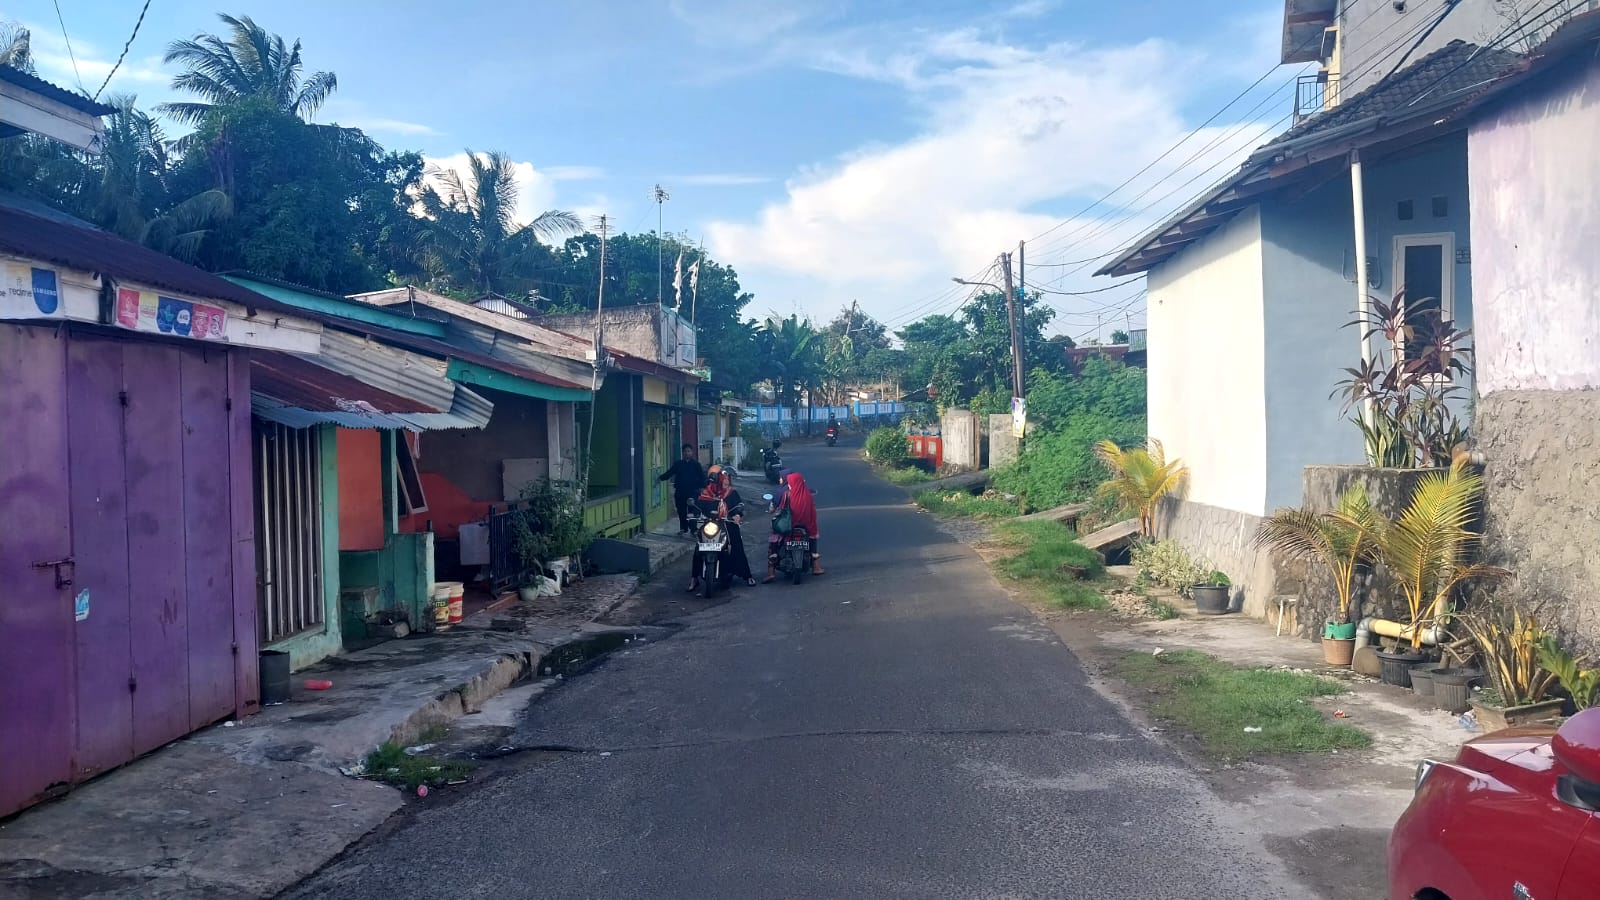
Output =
[{"x1": 766, "y1": 471, "x2": 823, "y2": 582}]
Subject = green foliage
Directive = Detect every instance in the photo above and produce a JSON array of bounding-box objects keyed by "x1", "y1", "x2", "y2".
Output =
[
  {"x1": 512, "y1": 479, "x2": 591, "y2": 573},
  {"x1": 1144, "y1": 596, "x2": 1181, "y2": 620},
  {"x1": 865, "y1": 427, "x2": 909, "y2": 466},
  {"x1": 881, "y1": 466, "x2": 933, "y2": 486},
  {"x1": 1538, "y1": 637, "x2": 1599, "y2": 711},
  {"x1": 995, "y1": 521, "x2": 1105, "y2": 581},
  {"x1": 1114, "y1": 650, "x2": 1371, "y2": 759},
  {"x1": 363, "y1": 742, "x2": 474, "y2": 790},
  {"x1": 1130, "y1": 539, "x2": 1210, "y2": 599},
  {"x1": 739, "y1": 424, "x2": 767, "y2": 470},
  {"x1": 1253, "y1": 485, "x2": 1382, "y2": 624},
  {"x1": 1202, "y1": 570, "x2": 1231, "y2": 587},
  {"x1": 913, "y1": 491, "x2": 1021, "y2": 519}
]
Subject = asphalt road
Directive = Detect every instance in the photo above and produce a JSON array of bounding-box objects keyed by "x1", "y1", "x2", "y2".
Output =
[{"x1": 289, "y1": 440, "x2": 1305, "y2": 899}]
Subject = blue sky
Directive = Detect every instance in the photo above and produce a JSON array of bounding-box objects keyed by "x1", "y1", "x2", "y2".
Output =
[{"x1": 5, "y1": 0, "x2": 1296, "y2": 338}]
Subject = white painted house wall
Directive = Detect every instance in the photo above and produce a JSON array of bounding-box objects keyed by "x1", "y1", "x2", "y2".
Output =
[{"x1": 1147, "y1": 206, "x2": 1267, "y2": 517}]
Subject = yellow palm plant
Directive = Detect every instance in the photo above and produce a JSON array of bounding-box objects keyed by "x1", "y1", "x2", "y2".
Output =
[
  {"x1": 1377, "y1": 459, "x2": 1510, "y2": 648},
  {"x1": 1095, "y1": 439, "x2": 1188, "y2": 538},
  {"x1": 1252, "y1": 485, "x2": 1382, "y2": 626},
  {"x1": 1460, "y1": 604, "x2": 1556, "y2": 707}
]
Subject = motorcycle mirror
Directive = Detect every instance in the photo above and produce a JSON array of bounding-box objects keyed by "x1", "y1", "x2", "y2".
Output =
[{"x1": 1553, "y1": 707, "x2": 1600, "y2": 785}]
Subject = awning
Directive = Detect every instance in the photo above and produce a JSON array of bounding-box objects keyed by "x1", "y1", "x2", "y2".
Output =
[
  {"x1": 251, "y1": 351, "x2": 494, "y2": 431},
  {"x1": 445, "y1": 358, "x2": 591, "y2": 402}
]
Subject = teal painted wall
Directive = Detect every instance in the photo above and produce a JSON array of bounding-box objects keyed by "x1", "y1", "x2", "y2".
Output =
[{"x1": 268, "y1": 425, "x2": 344, "y2": 671}]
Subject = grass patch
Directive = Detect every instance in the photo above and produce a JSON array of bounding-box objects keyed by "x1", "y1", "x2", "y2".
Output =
[
  {"x1": 1143, "y1": 595, "x2": 1181, "y2": 620},
  {"x1": 989, "y1": 519, "x2": 1109, "y2": 610},
  {"x1": 881, "y1": 465, "x2": 935, "y2": 486},
  {"x1": 914, "y1": 490, "x2": 1021, "y2": 519},
  {"x1": 364, "y1": 741, "x2": 476, "y2": 789},
  {"x1": 1114, "y1": 649, "x2": 1372, "y2": 760}
]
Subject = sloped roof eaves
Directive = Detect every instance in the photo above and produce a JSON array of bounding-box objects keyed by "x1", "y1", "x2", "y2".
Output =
[
  {"x1": 0, "y1": 204, "x2": 317, "y2": 320},
  {"x1": 251, "y1": 353, "x2": 431, "y2": 415},
  {"x1": 0, "y1": 65, "x2": 116, "y2": 117},
  {"x1": 1097, "y1": 41, "x2": 1525, "y2": 277}
]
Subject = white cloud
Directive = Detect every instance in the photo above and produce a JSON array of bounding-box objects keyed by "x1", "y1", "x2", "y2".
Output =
[
  {"x1": 21, "y1": 23, "x2": 167, "y2": 96},
  {"x1": 670, "y1": 173, "x2": 771, "y2": 186},
  {"x1": 342, "y1": 117, "x2": 440, "y2": 137},
  {"x1": 544, "y1": 165, "x2": 607, "y2": 181},
  {"x1": 423, "y1": 152, "x2": 561, "y2": 228},
  {"x1": 704, "y1": 25, "x2": 1278, "y2": 332}
]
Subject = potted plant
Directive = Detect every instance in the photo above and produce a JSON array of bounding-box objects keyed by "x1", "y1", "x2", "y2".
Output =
[
  {"x1": 1460, "y1": 602, "x2": 1562, "y2": 730},
  {"x1": 512, "y1": 478, "x2": 592, "y2": 601},
  {"x1": 1191, "y1": 570, "x2": 1231, "y2": 615},
  {"x1": 1371, "y1": 459, "x2": 1508, "y2": 687},
  {"x1": 1253, "y1": 485, "x2": 1382, "y2": 667}
]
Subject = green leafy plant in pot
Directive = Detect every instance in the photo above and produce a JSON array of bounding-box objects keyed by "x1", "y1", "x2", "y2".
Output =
[
  {"x1": 1372, "y1": 459, "x2": 1508, "y2": 687},
  {"x1": 1460, "y1": 601, "x2": 1561, "y2": 731},
  {"x1": 1190, "y1": 570, "x2": 1232, "y2": 616},
  {"x1": 1253, "y1": 484, "x2": 1381, "y2": 667},
  {"x1": 511, "y1": 478, "x2": 592, "y2": 599}
]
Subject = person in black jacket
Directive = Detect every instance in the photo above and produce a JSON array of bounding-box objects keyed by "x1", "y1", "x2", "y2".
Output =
[{"x1": 659, "y1": 443, "x2": 705, "y2": 535}]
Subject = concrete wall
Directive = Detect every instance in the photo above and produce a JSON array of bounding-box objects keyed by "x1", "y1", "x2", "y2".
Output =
[
  {"x1": 1155, "y1": 498, "x2": 1280, "y2": 620},
  {"x1": 1260, "y1": 179, "x2": 1368, "y2": 512},
  {"x1": 940, "y1": 409, "x2": 982, "y2": 471},
  {"x1": 1337, "y1": 0, "x2": 1507, "y2": 97},
  {"x1": 416, "y1": 388, "x2": 549, "y2": 505},
  {"x1": 538, "y1": 305, "x2": 696, "y2": 369},
  {"x1": 1468, "y1": 53, "x2": 1600, "y2": 652},
  {"x1": 988, "y1": 414, "x2": 1019, "y2": 469},
  {"x1": 1148, "y1": 205, "x2": 1267, "y2": 516}
]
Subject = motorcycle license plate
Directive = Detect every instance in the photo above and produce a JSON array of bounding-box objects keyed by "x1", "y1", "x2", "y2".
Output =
[
  {"x1": 698, "y1": 541, "x2": 725, "y2": 552},
  {"x1": 785, "y1": 540, "x2": 808, "y2": 550}
]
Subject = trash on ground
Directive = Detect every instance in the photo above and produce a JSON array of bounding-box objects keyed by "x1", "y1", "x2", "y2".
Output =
[
  {"x1": 1332, "y1": 710, "x2": 1350, "y2": 719},
  {"x1": 1242, "y1": 726, "x2": 1263, "y2": 733},
  {"x1": 1152, "y1": 647, "x2": 1165, "y2": 656},
  {"x1": 403, "y1": 743, "x2": 437, "y2": 756},
  {"x1": 416, "y1": 785, "x2": 429, "y2": 797},
  {"x1": 1458, "y1": 712, "x2": 1479, "y2": 732},
  {"x1": 304, "y1": 679, "x2": 333, "y2": 691}
]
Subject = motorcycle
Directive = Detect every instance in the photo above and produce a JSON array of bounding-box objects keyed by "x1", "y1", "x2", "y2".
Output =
[
  {"x1": 824, "y1": 426, "x2": 838, "y2": 447},
  {"x1": 689, "y1": 500, "x2": 736, "y2": 599},
  {"x1": 762, "y1": 492, "x2": 813, "y2": 585},
  {"x1": 762, "y1": 440, "x2": 783, "y2": 484}
]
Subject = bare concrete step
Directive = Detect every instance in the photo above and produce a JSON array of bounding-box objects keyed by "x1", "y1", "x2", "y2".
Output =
[
  {"x1": 1078, "y1": 519, "x2": 1140, "y2": 558},
  {"x1": 1017, "y1": 502, "x2": 1089, "y2": 528}
]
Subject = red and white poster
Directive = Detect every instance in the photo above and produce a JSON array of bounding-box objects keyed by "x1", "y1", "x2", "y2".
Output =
[{"x1": 115, "y1": 288, "x2": 228, "y2": 340}]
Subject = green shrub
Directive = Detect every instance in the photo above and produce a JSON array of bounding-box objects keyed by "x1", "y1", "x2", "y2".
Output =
[
  {"x1": 882, "y1": 466, "x2": 934, "y2": 486},
  {"x1": 865, "y1": 426, "x2": 909, "y2": 466},
  {"x1": 1130, "y1": 539, "x2": 1210, "y2": 598},
  {"x1": 995, "y1": 520, "x2": 1105, "y2": 581},
  {"x1": 739, "y1": 424, "x2": 767, "y2": 469},
  {"x1": 914, "y1": 491, "x2": 1020, "y2": 518},
  {"x1": 989, "y1": 413, "x2": 1146, "y2": 511}
]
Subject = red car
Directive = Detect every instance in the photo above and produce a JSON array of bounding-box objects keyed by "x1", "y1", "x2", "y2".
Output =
[{"x1": 1389, "y1": 707, "x2": 1600, "y2": 899}]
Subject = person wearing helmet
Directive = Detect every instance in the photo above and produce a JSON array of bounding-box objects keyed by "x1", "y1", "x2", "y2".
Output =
[{"x1": 688, "y1": 467, "x2": 755, "y2": 591}]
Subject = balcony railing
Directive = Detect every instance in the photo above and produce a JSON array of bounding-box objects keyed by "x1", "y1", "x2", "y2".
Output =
[{"x1": 1295, "y1": 73, "x2": 1342, "y2": 122}]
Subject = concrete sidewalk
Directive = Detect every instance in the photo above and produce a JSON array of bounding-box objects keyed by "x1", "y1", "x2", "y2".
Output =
[{"x1": 0, "y1": 574, "x2": 653, "y2": 900}]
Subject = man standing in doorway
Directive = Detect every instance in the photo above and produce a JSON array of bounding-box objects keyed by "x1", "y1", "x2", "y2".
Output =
[{"x1": 659, "y1": 443, "x2": 705, "y2": 536}]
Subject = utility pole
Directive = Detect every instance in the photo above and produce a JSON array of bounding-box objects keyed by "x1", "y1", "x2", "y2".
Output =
[
  {"x1": 1017, "y1": 239, "x2": 1025, "y2": 304},
  {"x1": 652, "y1": 184, "x2": 670, "y2": 308},
  {"x1": 1000, "y1": 252, "x2": 1024, "y2": 401}
]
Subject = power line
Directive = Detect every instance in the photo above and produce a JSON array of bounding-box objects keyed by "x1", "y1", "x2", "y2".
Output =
[
  {"x1": 94, "y1": 0, "x2": 154, "y2": 101},
  {"x1": 51, "y1": 0, "x2": 83, "y2": 92}
]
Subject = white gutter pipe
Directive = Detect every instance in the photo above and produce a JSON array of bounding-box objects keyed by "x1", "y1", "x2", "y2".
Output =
[{"x1": 1351, "y1": 149, "x2": 1375, "y2": 424}]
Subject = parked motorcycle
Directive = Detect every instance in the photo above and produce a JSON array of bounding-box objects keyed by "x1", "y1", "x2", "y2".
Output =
[
  {"x1": 689, "y1": 501, "x2": 735, "y2": 599},
  {"x1": 762, "y1": 440, "x2": 783, "y2": 484},
  {"x1": 763, "y1": 492, "x2": 812, "y2": 585}
]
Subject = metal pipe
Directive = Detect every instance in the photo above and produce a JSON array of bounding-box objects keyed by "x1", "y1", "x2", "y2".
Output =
[
  {"x1": 1356, "y1": 615, "x2": 1443, "y2": 649},
  {"x1": 1351, "y1": 149, "x2": 1376, "y2": 425}
]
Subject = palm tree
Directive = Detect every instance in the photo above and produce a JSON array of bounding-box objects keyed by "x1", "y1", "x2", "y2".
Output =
[
  {"x1": 159, "y1": 13, "x2": 337, "y2": 125},
  {"x1": 1, "y1": 23, "x2": 32, "y2": 72},
  {"x1": 1253, "y1": 485, "x2": 1382, "y2": 625},
  {"x1": 1095, "y1": 439, "x2": 1187, "y2": 538},
  {"x1": 417, "y1": 150, "x2": 582, "y2": 295},
  {"x1": 759, "y1": 314, "x2": 822, "y2": 422},
  {"x1": 94, "y1": 97, "x2": 232, "y2": 261}
]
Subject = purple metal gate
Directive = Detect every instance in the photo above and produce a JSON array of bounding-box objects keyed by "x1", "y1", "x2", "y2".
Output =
[{"x1": 0, "y1": 325, "x2": 257, "y2": 816}]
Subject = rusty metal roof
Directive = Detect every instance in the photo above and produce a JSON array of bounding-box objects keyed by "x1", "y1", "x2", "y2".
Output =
[
  {"x1": 251, "y1": 353, "x2": 431, "y2": 414},
  {"x1": 0, "y1": 202, "x2": 309, "y2": 317}
]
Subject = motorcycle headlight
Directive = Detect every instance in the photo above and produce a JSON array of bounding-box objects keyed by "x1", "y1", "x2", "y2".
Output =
[
  {"x1": 702, "y1": 521, "x2": 719, "y2": 537},
  {"x1": 1414, "y1": 758, "x2": 1439, "y2": 794}
]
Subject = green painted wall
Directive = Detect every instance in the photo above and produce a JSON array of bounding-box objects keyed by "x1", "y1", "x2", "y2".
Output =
[
  {"x1": 643, "y1": 407, "x2": 675, "y2": 530},
  {"x1": 586, "y1": 378, "x2": 626, "y2": 495},
  {"x1": 337, "y1": 432, "x2": 436, "y2": 631},
  {"x1": 269, "y1": 425, "x2": 344, "y2": 671}
]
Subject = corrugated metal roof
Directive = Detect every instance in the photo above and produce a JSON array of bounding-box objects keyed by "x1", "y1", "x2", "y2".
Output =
[
  {"x1": 250, "y1": 348, "x2": 494, "y2": 431},
  {"x1": 315, "y1": 328, "x2": 457, "y2": 412},
  {"x1": 251, "y1": 388, "x2": 493, "y2": 432},
  {"x1": 0, "y1": 64, "x2": 117, "y2": 117},
  {"x1": 0, "y1": 201, "x2": 321, "y2": 318}
]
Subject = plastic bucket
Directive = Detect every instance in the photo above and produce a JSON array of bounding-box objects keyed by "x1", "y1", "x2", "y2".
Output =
[
  {"x1": 446, "y1": 582, "x2": 465, "y2": 624},
  {"x1": 431, "y1": 583, "x2": 452, "y2": 625}
]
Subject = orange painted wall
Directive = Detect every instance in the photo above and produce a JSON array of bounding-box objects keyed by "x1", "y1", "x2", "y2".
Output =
[
  {"x1": 337, "y1": 428, "x2": 386, "y2": 551},
  {"x1": 398, "y1": 473, "x2": 492, "y2": 540}
]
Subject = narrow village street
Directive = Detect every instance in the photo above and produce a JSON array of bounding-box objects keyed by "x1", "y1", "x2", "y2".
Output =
[{"x1": 287, "y1": 440, "x2": 1305, "y2": 899}]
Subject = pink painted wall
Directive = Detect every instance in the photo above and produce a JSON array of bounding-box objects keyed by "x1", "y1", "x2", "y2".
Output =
[{"x1": 1469, "y1": 54, "x2": 1600, "y2": 395}]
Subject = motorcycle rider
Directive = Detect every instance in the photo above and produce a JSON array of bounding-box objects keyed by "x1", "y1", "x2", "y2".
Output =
[
  {"x1": 766, "y1": 471, "x2": 823, "y2": 582},
  {"x1": 688, "y1": 466, "x2": 755, "y2": 592}
]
